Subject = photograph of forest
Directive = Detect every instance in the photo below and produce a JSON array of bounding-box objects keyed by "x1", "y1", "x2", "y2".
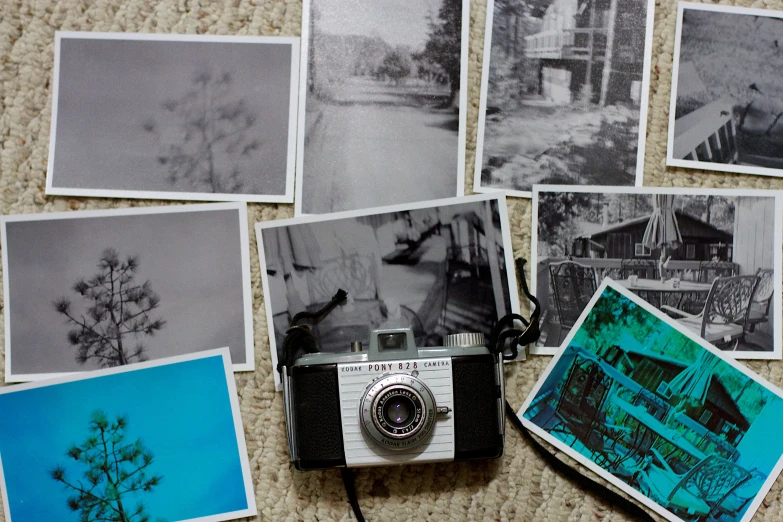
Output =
[
  {"x1": 533, "y1": 188, "x2": 779, "y2": 354},
  {"x1": 299, "y1": 0, "x2": 465, "y2": 214},
  {"x1": 522, "y1": 285, "x2": 783, "y2": 522},
  {"x1": 477, "y1": 0, "x2": 651, "y2": 194},
  {"x1": 669, "y1": 5, "x2": 783, "y2": 176}
]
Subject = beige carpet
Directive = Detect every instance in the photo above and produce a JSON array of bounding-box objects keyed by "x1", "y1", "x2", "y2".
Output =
[{"x1": 2, "y1": 0, "x2": 783, "y2": 520}]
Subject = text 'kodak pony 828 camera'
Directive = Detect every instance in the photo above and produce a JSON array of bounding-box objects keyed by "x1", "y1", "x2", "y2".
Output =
[{"x1": 281, "y1": 327, "x2": 505, "y2": 470}]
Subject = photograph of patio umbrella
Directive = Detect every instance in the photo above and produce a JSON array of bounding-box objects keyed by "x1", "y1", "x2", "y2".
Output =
[
  {"x1": 642, "y1": 194, "x2": 683, "y2": 275},
  {"x1": 664, "y1": 350, "x2": 721, "y2": 423}
]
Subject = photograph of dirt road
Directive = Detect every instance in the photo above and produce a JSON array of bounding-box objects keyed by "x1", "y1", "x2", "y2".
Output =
[
  {"x1": 297, "y1": 0, "x2": 467, "y2": 215},
  {"x1": 476, "y1": 0, "x2": 653, "y2": 196}
]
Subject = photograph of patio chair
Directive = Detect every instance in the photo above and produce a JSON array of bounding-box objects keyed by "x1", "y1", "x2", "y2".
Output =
[
  {"x1": 668, "y1": 3, "x2": 783, "y2": 178},
  {"x1": 257, "y1": 194, "x2": 520, "y2": 389},
  {"x1": 474, "y1": 0, "x2": 655, "y2": 197},
  {"x1": 661, "y1": 275, "x2": 758, "y2": 351},
  {"x1": 532, "y1": 185, "x2": 782, "y2": 358},
  {"x1": 519, "y1": 281, "x2": 783, "y2": 522}
]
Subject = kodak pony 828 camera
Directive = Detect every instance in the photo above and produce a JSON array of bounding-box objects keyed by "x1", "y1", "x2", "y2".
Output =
[{"x1": 281, "y1": 327, "x2": 505, "y2": 470}]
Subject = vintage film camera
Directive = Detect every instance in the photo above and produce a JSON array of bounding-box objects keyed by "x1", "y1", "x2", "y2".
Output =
[{"x1": 281, "y1": 327, "x2": 505, "y2": 470}]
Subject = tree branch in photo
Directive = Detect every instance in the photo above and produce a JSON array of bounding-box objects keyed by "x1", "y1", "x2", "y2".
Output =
[
  {"x1": 54, "y1": 248, "x2": 166, "y2": 368},
  {"x1": 143, "y1": 69, "x2": 261, "y2": 194},
  {"x1": 50, "y1": 411, "x2": 164, "y2": 522}
]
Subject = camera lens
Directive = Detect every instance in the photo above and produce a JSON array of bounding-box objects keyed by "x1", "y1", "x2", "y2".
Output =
[{"x1": 384, "y1": 396, "x2": 414, "y2": 427}]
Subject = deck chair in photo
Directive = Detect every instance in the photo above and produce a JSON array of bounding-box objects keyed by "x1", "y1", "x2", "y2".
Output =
[
  {"x1": 549, "y1": 355, "x2": 630, "y2": 469},
  {"x1": 661, "y1": 275, "x2": 756, "y2": 350},
  {"x1": 635, "y1": 449, "x2": 751, "y2": 521},
  {"x1": 549, "y1": 260, "x2": 597, "y2": 346},
  {"x1": 743, "y1": 268, "x2": 774, "y2": 333}
]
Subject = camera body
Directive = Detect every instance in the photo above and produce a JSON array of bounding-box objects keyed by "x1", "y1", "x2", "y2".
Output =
[{"x1": 282, "y1": 327, "x2": 505, "y2": 470}]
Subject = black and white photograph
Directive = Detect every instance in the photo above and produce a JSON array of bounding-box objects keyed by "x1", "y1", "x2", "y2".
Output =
[
  {"x1": 257, "y1": 194, "x2": 519, "y2": 388},
  {"x1": 531, "y1": 185, "x2": 782, "y2": 358},
  {"x1": 520, "y1": 281, "x2": 783, "y2": 522},
  {"x1": 46, "y1": 32, "x2": 300, "y2": 202},
  {"x1": 668, "y1": 4, "x2": 783, "y2": 177},
  {"x1": 475, "y1": 0, "x2": 654, "y2": 197},
  {"x1": 295, "y1": 0, "x2": 469, "y2": 215},
  {"x1": 1, "y1": 203, "x2": 254, "y2": 382}
]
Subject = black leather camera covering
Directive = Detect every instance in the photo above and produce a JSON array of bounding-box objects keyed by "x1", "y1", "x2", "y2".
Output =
[
  {"x1": 290, "y1": 364, "x2": 346, "y2": 470},
  {"x1": 452, "y1": 354, "x2": 504, "y2": 460}
]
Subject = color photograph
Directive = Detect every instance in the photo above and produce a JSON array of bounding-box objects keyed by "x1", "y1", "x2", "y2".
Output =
[
  {"x1": 296, "y1": 0, "x2": 468, "y2": 215},
  {"x1": 531, "y1": 185, "x2": 782, "y2": 357},
  {"x1": 1, "y1": 203, "x2": 254, "y2": 381},
  {"x1": 668, "y1": 4, "x2": 783, "y2": 177},
  {"x1": 520, "y1": 282, "x2": 783, "y2": 522},
  {"x1": 46, "y1": 32, "x2": 300, "y2": 202},
  {"x1": 258, "y1": 194, "x2": 519, "y2": 388},
  {"x1": 475, "y1": 0, "x2": 654, "y2": 197},
  {"x1": 0, "y1": 350, "x2": 256, "y2": 522}
]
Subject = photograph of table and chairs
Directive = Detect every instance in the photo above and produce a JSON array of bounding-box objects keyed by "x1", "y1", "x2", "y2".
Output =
[
  {"x1": 532, "y1": 186, "x2": 782, "y2": 355},
  {"x1": 522, "y1": 285, "x2": 783, "y2": 522}
]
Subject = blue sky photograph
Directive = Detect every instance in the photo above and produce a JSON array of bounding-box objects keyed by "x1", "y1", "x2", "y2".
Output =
[{"x1": 0, "y1": 354, "x2": 251, "y2": 522}]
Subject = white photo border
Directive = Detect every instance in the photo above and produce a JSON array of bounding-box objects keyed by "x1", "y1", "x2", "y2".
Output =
[
  {"x1": 530, "y1": 184, "x2": 783, "y2": 358},
  {"x1": 293, "y1": 0, "x2": 469, "y2": 216},
  {"x1": 45, "y1": 31, "x2": 300, "y2": 203},
  {"x1": 473, "y1": 0, "x2": 655, "y2": 198},
  {"x1": 0, "y1": 348, "x2": 258, "y2": 522},
  {"x1": 258, "y1": 193, "x2": 521, "y2": 390},
  {"x1": 518, "y1": 279, "x2": 783, "y2": 522},
  {"x1": 667, "y1": 2, "x2": 783, "y2": 177},
  {"x1": 0, "y1": 202, "x2": 256, "y2": 382}
]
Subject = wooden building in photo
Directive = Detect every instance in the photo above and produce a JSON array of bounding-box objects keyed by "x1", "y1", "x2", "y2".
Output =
[
  {"x1": 524, "y1": 0, "x2": 647, "y2": 105},
  {"x1": 571, "y1": 211, "x2": 734, "y2": 261}
]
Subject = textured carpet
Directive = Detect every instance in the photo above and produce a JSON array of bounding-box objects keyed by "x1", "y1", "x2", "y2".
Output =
[{"x1": 2, "y1": 0, "x2": 783, "y2": 521}]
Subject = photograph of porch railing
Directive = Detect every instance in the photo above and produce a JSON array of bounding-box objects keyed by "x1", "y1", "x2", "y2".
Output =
[
  {"x1": 520, "y1": 283, "x2": 783, "y2": 522},
  {"x1": 531, "y1": 186, "x2": 782, "y2": 358}
]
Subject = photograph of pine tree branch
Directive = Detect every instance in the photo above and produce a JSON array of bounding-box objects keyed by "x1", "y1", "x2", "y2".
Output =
[
  {"x1": 46, "y1": 33, "x2": 299, "y2": 203},
  {"x1": 0, "y1": 203, "x2": 254, "y2": 381},
  {"x1": 0, "y1": 351, "x2": 256, "y2": 522}
]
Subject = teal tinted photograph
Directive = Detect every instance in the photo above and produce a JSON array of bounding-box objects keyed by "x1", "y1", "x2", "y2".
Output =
[
  {"x1": 522, "y1": 285, "x2": 783, "y2": 522},
  {"x1": 0, "y1": 353, "x2": 254, "y2": 522}
]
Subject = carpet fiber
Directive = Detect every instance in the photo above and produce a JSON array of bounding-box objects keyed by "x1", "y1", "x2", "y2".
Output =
[{"x1": 2, "y1": 0, "x2": 783, "y2": 520}]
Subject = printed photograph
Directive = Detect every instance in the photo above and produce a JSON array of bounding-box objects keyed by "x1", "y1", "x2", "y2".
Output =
[
  {"x1": 1, "y1": 203, "x2": 254, "y2": 381},
  {"x1": 296, "y1": 0, "x2": 468, "y2": 215},
  {"x1": 0, "y1": 350, "x2": 256, "y2": 522},
  {"x1": 258, "y1": 195, "x2": 519, "y2": 387},
  {"x1": 46, "y1": 32, "x2": 299, "y2": 202},
  {"x1": 532, "y1": 186, "x2": 781, "y2": 358},
  {"x1": 520, "y1": 283, "x2": 783, "y2": 522},
  {"x1": 668, "y1": 4, "x2": 783, "y2": 177},
  {"x1": 475, "y1": 0, "x2": 653, "y2": 196}
]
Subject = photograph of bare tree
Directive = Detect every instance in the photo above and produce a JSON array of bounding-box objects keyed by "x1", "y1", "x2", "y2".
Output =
[
  {"x1": 1, "y1": 203, "x2": 255, "y2": 381},
  {"x1": 46, "y1": 33, "x2": 299, "y2": 202},
  {"x1": 296, "y1": 0, "x2": 468, "y2": 215},
  {"x1": 475, "y1": 0, "x2": 654, "y2": 196}
]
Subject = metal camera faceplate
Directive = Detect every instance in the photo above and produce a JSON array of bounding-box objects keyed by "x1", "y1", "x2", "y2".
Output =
[{"x1": 359, "y1": 373, "x2": 437, "y2": 450}]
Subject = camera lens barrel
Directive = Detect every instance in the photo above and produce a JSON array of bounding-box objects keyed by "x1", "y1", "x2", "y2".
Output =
[{"x1": 359, "y1": 374, "x2": 438, "y2": 450}]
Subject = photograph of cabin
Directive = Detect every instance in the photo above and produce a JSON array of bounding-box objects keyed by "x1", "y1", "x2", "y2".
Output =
[
  {"x1": 669, "y1": 5, "x2": 783, "y2": 177},
  {"x1": 534, "y1": 189, "x2": 778, "y2": 353},
  {"x1": 478, "y1": 0, "x2": 650, "y2": 193},
  {"x1": 523, "y1": 286, "x2": 783, "y2": 522}
]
